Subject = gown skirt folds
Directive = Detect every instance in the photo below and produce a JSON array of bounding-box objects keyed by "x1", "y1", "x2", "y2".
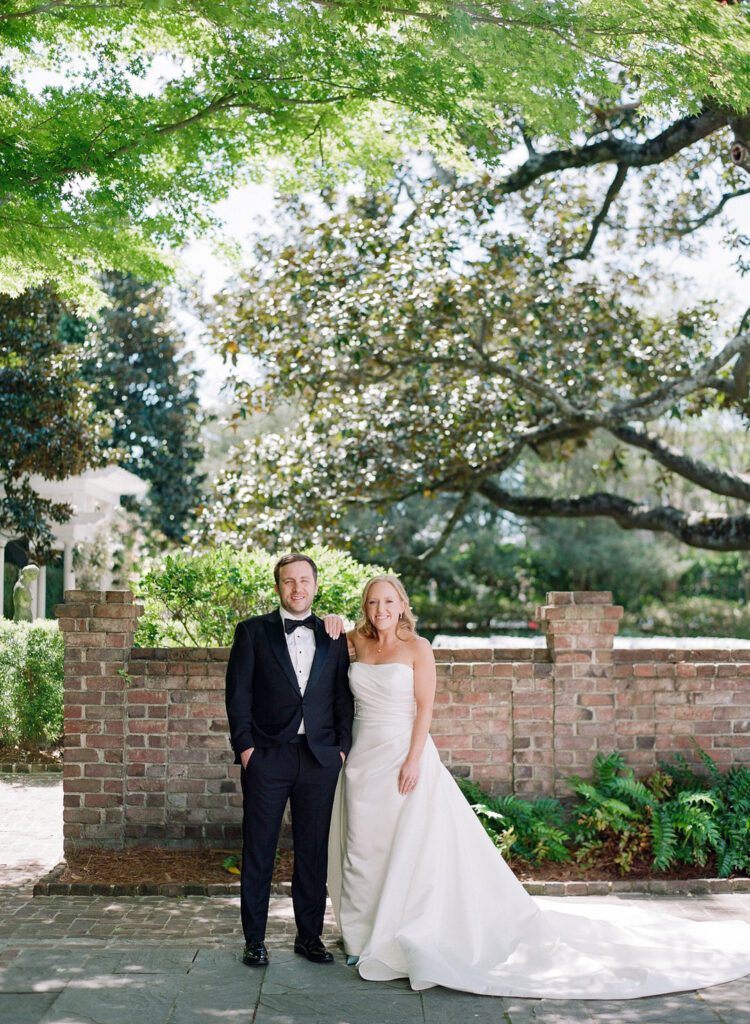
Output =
[{"x1": 328, "y1": 662, "x2": 750, "y2": 999}]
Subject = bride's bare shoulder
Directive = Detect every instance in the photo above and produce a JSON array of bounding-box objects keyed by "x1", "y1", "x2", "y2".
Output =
[
  {"x1": 403, "y1": 634, "x2": 434, "y2": 663},
  {"x1": 416, "y1": 635, "x2": 434, "y2": 656},
  {"x1": 346, "y1": 629, "x2": 359, "y2": 661}
]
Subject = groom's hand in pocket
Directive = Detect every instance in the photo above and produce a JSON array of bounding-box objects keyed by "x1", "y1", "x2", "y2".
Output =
[{"x1": 240, "y1": 747, "x2": 254, "y2": 769}]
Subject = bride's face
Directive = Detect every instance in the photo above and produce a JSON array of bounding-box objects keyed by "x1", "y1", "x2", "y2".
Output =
[{"x1": 365, "y1": 581, "x2": 406, "y2": 632}]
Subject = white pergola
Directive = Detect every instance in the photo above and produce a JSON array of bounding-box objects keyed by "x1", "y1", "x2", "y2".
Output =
[{"x1": 0, "y1": 466, "x2": 148, "y2": 619}]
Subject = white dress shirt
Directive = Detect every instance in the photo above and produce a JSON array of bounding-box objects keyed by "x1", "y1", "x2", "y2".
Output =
[{"x1": 279, "y1": 607, "x2": 316, "y2": 734}]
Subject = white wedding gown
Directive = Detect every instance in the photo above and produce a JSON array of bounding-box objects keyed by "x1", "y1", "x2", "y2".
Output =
[{"x1": 327, "y1": 662, "x2": 750, "y2": 999}]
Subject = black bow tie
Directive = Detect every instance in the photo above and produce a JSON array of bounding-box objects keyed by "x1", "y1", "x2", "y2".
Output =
[{"x1": 284, "y1": 616, "x2": 315, "y2": 634}]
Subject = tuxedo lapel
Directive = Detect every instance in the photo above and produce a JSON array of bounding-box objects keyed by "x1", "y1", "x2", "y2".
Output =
[
  {"x1": 264, "y1": 611, "x2": 302, "y2": 694},
  {"x1": 305, "y1": 618, "x2": 332, "y2": 696}
]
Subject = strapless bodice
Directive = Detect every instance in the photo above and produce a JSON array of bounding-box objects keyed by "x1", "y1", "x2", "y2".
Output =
[{"x1": 349, "y1": 662, "x2": 416, "y2": 723}]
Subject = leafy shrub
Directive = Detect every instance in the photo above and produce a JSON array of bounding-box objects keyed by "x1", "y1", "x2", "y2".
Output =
[
  {"x1": 569, "y1": 750, "x2": 750, "y2": 877},
  {"x1": 456, "y1": 778, "x2": 571, "y2": 864},
  {"x1": 0, "y1": 621, "x2": 63, "y2": 747},
  {"x1": 678, "y1": 551, "x2": 748, "y2": 603},
  {"x1": 133, "y1": 545, "x2": 387, "y2": 647},
  {"x1": 458, "y1": 749, "x2": 750, "y2": 878},
  {"x1": 660, "y1": 749, "x2": 750, "y2": 878},
  {"x1": 623, "y1": 597, "x2": 750, "y2": 639}
]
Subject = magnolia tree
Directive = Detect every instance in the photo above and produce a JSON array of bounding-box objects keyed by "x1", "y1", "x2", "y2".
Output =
[
  {"x1": 0, "y1": 290, "x2": 108, "y2": 554},
  {"x1": 193, "y1": 2, "x2": 750, "y2": 552},
  {"x1": 201, "y1": 175, "x2": 750, "y2": 551}
]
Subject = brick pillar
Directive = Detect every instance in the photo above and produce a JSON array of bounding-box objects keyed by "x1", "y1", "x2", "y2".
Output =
[
  {"x1": 56, "y1": 590, "x2": 142, "y2": 851},
  {"x1": 538, "y1": 591, "x2": 623, "y2": 796}
]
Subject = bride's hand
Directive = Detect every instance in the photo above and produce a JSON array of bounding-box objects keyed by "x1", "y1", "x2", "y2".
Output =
[
  {"x1": 398, "y1": 758, "x2": 420, "y2": 795},
  {"x1": 323, "y1": 614, "x2": 346, "y2": 639}
]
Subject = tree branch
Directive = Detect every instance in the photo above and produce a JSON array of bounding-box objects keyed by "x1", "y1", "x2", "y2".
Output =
[
  {"x1": 730, "y1": 114, "x2": 750, "y2": 173},
  {"x1": 0, "y1": 2, "x2": 116, "y2": 20},
  {"x1": 608, "y1": 329, "x2": 750, "y2": 421},
  {"x1": 491, "y1": 108, "x2": 728, "y2": 197},
  {"x1": 417, "y1": 489, "x2": 474, "y2": 561},
  {"x1": 672, "y1": 186, "x2": 750, "y2": 237},
  {"x1": 564, "y1": 163, "x2": 628, "y2": 261},
  {"x1": 486, "y1": 359, "x2": 585, "y2": 419},
  {"x1": 607, "y1": 423, "x2": 750, "y2": 502},
  {"x1": 732, "y1": 307, "x2": 750, "y2": 399},
  {"x1": 477, "y1": 480, "x2": 750, "y2": 551},
  {"x1": 27, "y1": 92, "x2": 240, "y2": 185},
  {"x1": 27, "y1": 85, "x2": 365, "y2": 186}
]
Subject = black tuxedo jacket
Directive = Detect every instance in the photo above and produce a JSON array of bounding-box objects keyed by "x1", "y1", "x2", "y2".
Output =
[{"x1": 225, "y1": 609, "x2": 353, "y2": 767}]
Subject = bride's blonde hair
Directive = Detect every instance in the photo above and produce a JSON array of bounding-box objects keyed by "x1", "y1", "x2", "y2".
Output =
[{"x1": 355, "y1": 574, "x2": 418, "y2": 640}]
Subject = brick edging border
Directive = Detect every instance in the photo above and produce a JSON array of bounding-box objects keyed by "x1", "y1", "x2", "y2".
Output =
[
  {"x1": 32, "y1": 863, "x2": 750, "y2": 898},
  {"x1": 0, "y1": 762, "x2": 62, "y2": 774}
]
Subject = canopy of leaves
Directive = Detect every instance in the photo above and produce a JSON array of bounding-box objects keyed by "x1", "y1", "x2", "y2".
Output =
[{"x1": 3, "y1": 1, "x2": 750, "y2": 300}]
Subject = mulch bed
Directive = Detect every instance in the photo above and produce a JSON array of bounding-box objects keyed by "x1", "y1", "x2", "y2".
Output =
[
  {"x1": 510, "y1": 857, "x2": 735, "y2": 883},
  {"x1": 52, "y1": 847, "x2": 745, "y2": 888},
  {"x1": 56, "y1": 847, "x2": 294, "y2": 886}
]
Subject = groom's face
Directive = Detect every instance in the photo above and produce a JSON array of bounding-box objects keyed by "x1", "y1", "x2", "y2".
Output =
[{"x1": 276, "y1": 560, "x2": 318, "y2": 616}]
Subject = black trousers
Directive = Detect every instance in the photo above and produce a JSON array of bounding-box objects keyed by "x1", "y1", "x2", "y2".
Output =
[{"x1": 240, "y1": 737, "x2": 342, "y2": 942}]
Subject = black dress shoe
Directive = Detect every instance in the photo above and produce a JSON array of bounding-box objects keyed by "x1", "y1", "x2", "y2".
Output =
[
  {"x1": 242, "y1": 941, "x2": 269, "y2": 967},
  {"x1": 293, "y1": 935, "x2": 334, "y2": 963}
]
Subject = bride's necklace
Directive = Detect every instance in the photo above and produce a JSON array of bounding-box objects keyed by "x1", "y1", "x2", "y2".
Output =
[{"x1": 376, "y1": 633, "x2": 394, "y2": 655}]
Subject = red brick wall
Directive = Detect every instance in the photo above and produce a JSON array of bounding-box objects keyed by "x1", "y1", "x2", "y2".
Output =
[
  {"x1": 124, "y1": 647, "x2": 241, "y2": 847},
  {"x1": 57, "y1": 590, "x2": 750, "y2": 850},
  {"x1": 431, "y1": 647, "x2": 554, "y2": 796}
]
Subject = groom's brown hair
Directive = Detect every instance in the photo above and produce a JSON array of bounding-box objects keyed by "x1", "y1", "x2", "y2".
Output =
[{"x1": 273, "y1": 553, "x2": 318, "y2": 587}]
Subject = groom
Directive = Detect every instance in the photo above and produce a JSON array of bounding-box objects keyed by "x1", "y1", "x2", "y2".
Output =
[{"x1": 225, "y1": 553, "x2": 353, "y2": 967}]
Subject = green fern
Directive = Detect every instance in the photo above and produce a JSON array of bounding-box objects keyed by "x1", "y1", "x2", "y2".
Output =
[
  {"x1": 591, "y1": 751, "x2": 628, "y2": 786},
  {"x1": 459, "y1": 749, "x2": 750, "y2": 878},
  {"x1": 610, "y1": 776, "x2": 654, "y2": 809},
  {"x1": 650, "y1": 807, "x2": 677, "y2": 871}
]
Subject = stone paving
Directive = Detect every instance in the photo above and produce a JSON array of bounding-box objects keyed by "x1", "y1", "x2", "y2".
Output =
[
  {"x1": 2, "y1": 775, "x2": 750, "y2": 1023},
  {"x1": 0, "y1": 774, "x2": 63, "y2": 889}
]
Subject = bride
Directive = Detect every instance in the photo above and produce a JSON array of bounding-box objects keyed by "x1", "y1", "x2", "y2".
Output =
[{"x1": 326, "y1": 574, "x2": 750, "y2": 999}]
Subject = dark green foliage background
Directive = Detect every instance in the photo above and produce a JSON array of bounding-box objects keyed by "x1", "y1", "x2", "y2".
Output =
[
  {"x1": 0, "y1": 276, "x2": 205, "y2": 553},
  {"x1": 81, "y1": 274, "x2": 207, "y2": 543}
]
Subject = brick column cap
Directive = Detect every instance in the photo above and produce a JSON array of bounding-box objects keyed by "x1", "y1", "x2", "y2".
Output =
[
  {"x1": 63, "y1": 589, "x2": 135, "y2": 603},
  {"x1": 545, "y1": 591, "x2": 613, "y2": 606}
]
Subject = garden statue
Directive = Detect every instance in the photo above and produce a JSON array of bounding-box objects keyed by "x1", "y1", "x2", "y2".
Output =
[{"x1": 12, "y1": 564, "x2": 40, "y2": 622}]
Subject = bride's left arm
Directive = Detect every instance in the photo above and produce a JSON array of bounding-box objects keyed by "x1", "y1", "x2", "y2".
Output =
[{"x1": 398, "y1": 639, "x2": 437, "y2": 796}]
